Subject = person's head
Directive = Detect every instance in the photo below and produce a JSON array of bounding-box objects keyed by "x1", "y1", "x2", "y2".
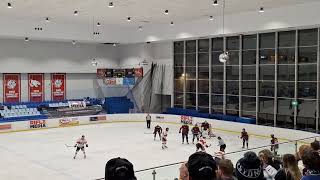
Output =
[
  {"x1": 301, "y1": 149, "x2": 320, "y2": 171},
  {"x1": 81, "y1": 135, "x2": 85, "y2": 140},
  {"x1": 217, "y1": 137, "x2": 221, "y2": 140},
  {"x1": 217, "y1": 159, "x2": 234, "y2": 178},
  {"x1": 296, "y1": 145, "x2": 312, "y2": 160},
  {"x1": 166, "y1": 127, "x2": 169, "y2": 131},
  {"x1": 282, "y1": 154, "x2": 302, "y2": 180},
  {"x1": 105, "y1": 157, "x2": 136, "y2": 180},
  {"x1": 188, "y1": 152, "x2": 217, "y2": 180},
  {"x1": 258, "y1": 149, "x2": 273, "y2": 165},
  {"x1": 195, "y1": 124, "x2": 198, "y2": 127},
  {"x1": 242, "y1": 128, "x2": 245, "y2": 132},
  {"x1": 235, "y1": 151, "x2": 264, "y2": 180},
  {"x1": 271, "y1": 134, "x2": 274, "y2": 138},
  {"x1": 311, "y1": 140, "x2": 320, "y2": 151}
]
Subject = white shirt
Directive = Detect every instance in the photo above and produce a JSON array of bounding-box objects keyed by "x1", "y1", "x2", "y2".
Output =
[{"x1": 146, "y1": 115, "x2": 151, "y2": 121}]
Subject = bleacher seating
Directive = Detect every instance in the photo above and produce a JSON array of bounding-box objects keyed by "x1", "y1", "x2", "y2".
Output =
[
  {"x1": 165, "y1": 108, "x2": 256, "y2": 124},
  {"x1": 104, "y1": 97, "x2": 134, "y2": 114}
]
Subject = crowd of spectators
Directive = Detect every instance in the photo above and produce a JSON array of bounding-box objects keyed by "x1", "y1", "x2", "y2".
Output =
[{"x1": 104, "y1": 139, "x2": 320, "y2": 180}]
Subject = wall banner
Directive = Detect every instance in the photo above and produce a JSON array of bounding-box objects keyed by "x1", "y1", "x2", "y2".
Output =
[
  {"x1": 28, "y1": 74, "x2": 44, "y2": 102},
  {"x1": 51, "y1": 73, "x2": 66, "y2": 101},
  {"x1": 3, "y1": 74, "x2": 21, "y2": 103}
]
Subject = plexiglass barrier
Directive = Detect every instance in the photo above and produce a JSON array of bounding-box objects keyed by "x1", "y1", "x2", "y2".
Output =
[{"x1": 94, "y1": 135, "x2": 320, "y2": 180}]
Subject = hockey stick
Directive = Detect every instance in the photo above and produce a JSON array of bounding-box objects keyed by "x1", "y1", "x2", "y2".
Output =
[{"x1": 65, "y1": 144, "x2": 74, "y2": 148}]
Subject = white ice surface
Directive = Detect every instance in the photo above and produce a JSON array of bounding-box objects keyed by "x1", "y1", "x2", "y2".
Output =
[{"x1": 0, "y1": 122, "x2": 297, "y2": 180}]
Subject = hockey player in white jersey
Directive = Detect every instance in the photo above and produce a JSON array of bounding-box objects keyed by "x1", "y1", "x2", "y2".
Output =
[
  {"x1": 161, "y1": 128, "x2": 169, "y2": 149},
  {"x1": 73, "y1": 135, "x2": 88, "y2": 159}
]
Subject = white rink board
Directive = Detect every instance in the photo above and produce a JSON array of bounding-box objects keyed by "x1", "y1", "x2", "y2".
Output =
[{"x1": 0, "y1": 113, "x2": 318, "y2": 141}]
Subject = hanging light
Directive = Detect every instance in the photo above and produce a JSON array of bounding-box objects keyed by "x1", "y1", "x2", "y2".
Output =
[
  {"x1": 127, "y1": 17, "x2": 131, "y2": 22},
  {"x1": 219, "y1": 0, "x2": 229, "y2": 64},
  {"x1": 91, "y1": 58, "x2": 98, "y2": 66},
  {"x1": 25, "y1": 37, "x2": 29, "y2": 42},
  {"x1": 97, "y1": 22, "x2": 101, "y2": 26},
  {"x1": 72, "y1": 40, "x2": 76, "y2": 45},
  {"x1": 45, "y1": 17, "x2": 50, "y2": 22},
  {"x1": 170, "y1": 21, "x2": 174, "y2": 26},
  {"x1": 138, "y1": 26, "x2": 143, "y2": 31},
  {"x1": 7, "y1": 2, "x2": 12, "y2": 8},
  {"x1": 74, "y1": 10, "x2": 79, "y2": 16},
  {"x1": 113, "y1": 43, "x2": 117, "y2": 47},
  {"x1": 259, "y1": 7, "x2": 265, "y2": 13},
  {"x1": 108, "y1": 2, "x2": 114, "y2": 8},
  {"x1": 164, "y1": 10, "x2": 169, "y2": 15},
  {"x1": 209, "y1": 16, "x2": 214, "y2": 21},
  {"x1": 213, "y1": 0, "x2": 218, "y2": 6}
]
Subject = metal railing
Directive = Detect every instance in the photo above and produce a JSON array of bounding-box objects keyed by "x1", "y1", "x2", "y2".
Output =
[{"x1": 94, "y1": 135, "x2": 320, "y2": 180}]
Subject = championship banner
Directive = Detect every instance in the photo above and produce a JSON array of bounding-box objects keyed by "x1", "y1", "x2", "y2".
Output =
[
  {"x1": 125, "y1": 68, "x2": 135, "y2": 78},
  {"x1": 28, "y1": 74, "x2": 44, "y2": 102},
  {"x1": 51, "y1": 73, "x2": 66, "y2": 101},
  {"x1": 104, "y1": 78, "x2": 116, "y2": 85},
  {"x1": 116, "y1": 78, "x2": 123, "y2": 85},
  {"x1": 3, "y1": 74, "x2": 21, "y2": 103},
  {"x1": 123, "y1": 78, "x2": 135, "y2": 85}
]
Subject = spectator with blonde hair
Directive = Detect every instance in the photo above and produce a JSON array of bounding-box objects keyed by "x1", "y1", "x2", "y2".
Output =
[{"x1": 274, "y1": 154, "x2": 302, "y2": 180}]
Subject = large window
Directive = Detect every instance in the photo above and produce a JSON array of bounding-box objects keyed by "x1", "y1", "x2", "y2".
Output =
[{"x1": 174, "y1": 28, "x2": 320, "y2": 132}]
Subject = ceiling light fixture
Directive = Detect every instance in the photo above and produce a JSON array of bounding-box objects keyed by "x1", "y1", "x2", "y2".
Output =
[
  {"x1": 91, "y1": 58, "x2": 98, "y2": 67},
  {"x1": 113, "y1": 43, "x2": 117, "y2": 47},
  {"x1": 213, "y1": 0, "x2": 218, "y2": 6},
  {"x1": 7, "y1": 2, "x2": 12, "y2": 8},
  {"x1": 127, "y1": 17, "x2": 131, "y2": 22},
  {"x1": 138, "y1": 26, "x2": 143, "y2": 31},
  {"x1": 25, "y1": 37, "x2": 29, "y2": 42},
  {"x1": 97, "y1": 22, "x2": 101, "y2": 26},
  {"x1": 170, "y1": 21, "x2": 174, "y2": 26},
  {"x1": 108, "y1": 2, "x2": 114, "y2": 8},
  {"x1": 209, "y1": 16, "x2": 214, "y2": 20},
  {"x1": 72, "y1": 40, "x2": 76, "y2": 45},
  {"x1": 74, "y1": 10, "x2": 79, "y2": 16},
  {"x1": 259, "y1": 7, "x2": 264, "y2": 13},
  {"x1": 164, "y1": 10, "x2": 169, "y2": 15},
  {"x1": 45, "y1": 17, "x2": 50, "y2": 22}
]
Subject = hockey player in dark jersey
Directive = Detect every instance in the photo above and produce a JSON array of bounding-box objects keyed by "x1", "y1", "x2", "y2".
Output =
[
  {"x1": 179, "y1": 123, "x2": 189, "y2": 144},
  {"x1": 240, "y1": 128, "x2": 249, "y2": 149},
  {"x1": 191, "y1": 124, "x2": 200, "y2": 144},
  {"x1": 153, "y1": 125, "x2": 162, "y2": 141}
]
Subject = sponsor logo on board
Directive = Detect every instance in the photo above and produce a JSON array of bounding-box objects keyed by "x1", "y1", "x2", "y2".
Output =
[
  {"x1": 0, "y1": 124, "x2": 12, "y2": 130},
  {"x1": 180, "y1": 115, "x2": 193, "y2": 125},
  {"x1": 30, "y1": 120, "x2": 46, "y2": 129},
  {"x1": 59, "y1": 117, "x2": 79, "y2": 127},
  {"x1": 89, "y1": 116, "x2": 107, "y2": 122}
]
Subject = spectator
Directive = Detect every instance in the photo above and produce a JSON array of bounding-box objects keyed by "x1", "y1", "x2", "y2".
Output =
[
  {"x1": 105, "y1": 157, "x2": 137, "y2": 180},
  {"x1": 217, "y1": 159, "x2": 237, "y2": 180},
  {"x1": 310, "y1": 140, "x2": 320, "y2": 155},
  {"x1": 235, "y1": 151, "x2": 264, "y2": 180},
  {"x1": 259, "y1": 149, "x2": 279, "y2": 180},
  {"x1": 188, "y1": 152, "x2": 217, "y2": 180},
  {"x1": 301, "y1": 149, "x2": 320, "y2": 180},
  {"x1": 296, "y1": 145, "x2": 312, "y2": 174},
  {"x1": 179, "y1": 162, "x2": 189, "y2": 180},
  {"x1": 274, "y1": 154, "x2": 302, "y2": 180}
]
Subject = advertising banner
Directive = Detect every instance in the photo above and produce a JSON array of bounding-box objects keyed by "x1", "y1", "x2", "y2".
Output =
[
  {"x1": 125, "y1": 68, "x2": 135, "y2": 78},
  {"x1": 51, "y1": 73, "x2": 66, "y2": 101},
  {"x1": 28, "y1": 74, "x2": 44, "y2": 102},
  {"x1": 104, "y1": 78, "x2": 116, "y2": 85},
  {"x1": 89, "y1": 116, "x2": 107, "y2": 122},
  {"x1": 180, "y1": 115, "x2": 193, "y2": 125},
  {"x1": 123, "y1": 78, "x2": 135, "y2": 85},
  {"x1": 59, "y1": 117, "x2": 79, "y2": 127},
  {"x1": 3, "y1": 74, "x2": 21, "y2": 103},
  {"x1": 0, "y1": 124, "x2": 12, "y2": 130},
  {"x1": 29, "y1": 120, "x2": 46, "y2": 129}
]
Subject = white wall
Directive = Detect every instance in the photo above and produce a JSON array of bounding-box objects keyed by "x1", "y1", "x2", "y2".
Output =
[{"x1": 0, "y1": 39, "x2": 119, "y2": 73}]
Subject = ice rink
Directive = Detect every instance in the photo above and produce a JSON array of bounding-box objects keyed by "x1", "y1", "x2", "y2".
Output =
[{"x1": 0, "y1": 122, "x2": 298, "y2": 180}]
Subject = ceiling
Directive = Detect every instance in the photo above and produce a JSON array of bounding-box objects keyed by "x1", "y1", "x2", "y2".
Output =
[{"x1": 0, "y1": 0, "x2": 318, "y2": 42}]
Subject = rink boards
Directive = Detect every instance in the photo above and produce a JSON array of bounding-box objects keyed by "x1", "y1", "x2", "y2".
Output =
[{"x1": 0, "y1": 113, "x2": 318, "y2": 142}]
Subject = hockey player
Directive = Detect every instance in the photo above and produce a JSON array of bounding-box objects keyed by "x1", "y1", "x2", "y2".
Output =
[
  {"x1": 146, "y1": 114, "x2": 151, "y2": 129},
  {"x1": 162, "y1": 127, "x2": 169, "y2": 149},
  {"x1": 270, "y1": 134, "x2": 279, "y2": 155},
  {"x1": 217, "y1": 136, "x2": 226, "y2": 151},
  {"x1": 191, "y1": 124, "x2": 200, "y2": 144},
  {"x1": 196, "y1": 136, "x2": 210, "y2": 152},
  {"x1": 179, "y1": 123, "x2": 189, "y2": 144},
  {"x1": 153, "y1": 124, "x2": 162, "y2": 141},
  {"x1": 240, "y1": 128, "x2": 249, "y2": 149},
  {"x1": 73, "y1": 135, "x2": 88, "y2": 159},
  {"x1": 201, "y1": 121, "x2": 210, "y2": 132}
]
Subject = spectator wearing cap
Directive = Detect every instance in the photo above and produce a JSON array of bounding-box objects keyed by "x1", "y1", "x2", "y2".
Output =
[
  {"x1": 301, "y1": 149, "x2": 320, "y2": 180},
  {"x1": 105, "y1": 157, "x2": 137, "y2": 180},
  {"x1": 217, "y1": 159, "x2": 237, "y2": 180},
  {"x1": 235, "y1": 151, "x2": 264, "y2": 180},
  {"x1": 259, "y1": 149, "x2": 279, "y2": 180},
  {"x1": 188, "y1": 152, "x2": 217, "y2": 180}
]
